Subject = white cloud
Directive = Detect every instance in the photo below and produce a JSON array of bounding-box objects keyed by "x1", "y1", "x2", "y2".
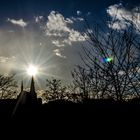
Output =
[
  {"x1": 66, "y1": 18, "x2": 74, "y2": 24},
  {"x1": 71, "y1": 17, "x2": 84, "y2": 21},
  {"x1": 46, "y1": 11, "x2": 70, "y2": 33},
  {"x1": 107, "y1": 3, "x2": 140, "y2": 30},
  {"x1": 52, "y1": 40, "x2": 65, "y2": 47},
  {"x1": 8, "y1": 18, "x2": 27, "y2": 27},
  {"x1": 53, "y1": 49, "x2": 66, "y2": 58},
  {"x1": 43, "y1": 11, "x2": 87, "y2": 58},
  {"x1": 62, "y1": 39, "x2": 72, "y2": 46},
  {"x1": 77, "y1": 11, "x2": 82, "y2": 16},
  {"x1": 107, "y1": 3, "x2": 124, "y2": 20},
  {"x1": 45, "y1": 11, "x2": 86, "y2": 47},
  {"x1": 68, "y1": 29, "x2": 86, "y2": 42},
  {"x1": 35, "y1": 16, "x2": 43, "y2": 23},
  {"x1": 0, "y1": 56, "x2": 16, "y2": 63},
  {"x1": 108, "y1": 21, "x2": 129, "y2": 30},
  {"x1": 77, "y1": 18, "x2": 84, "y2": 21}
]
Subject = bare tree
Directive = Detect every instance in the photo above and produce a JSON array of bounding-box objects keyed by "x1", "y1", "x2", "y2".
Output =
[
  {"x1": 0, "y1": 74, "x2": 18, "y2": 99},
  {"x1": 72, "y1": 14, "x2": 140, "y2": 101},
  {"x1": 65, "y1": 84, "x2": 83, "y2": 102},
  {"x1": 72, "y1": 66, "x2": 90, "y2": 99},
  {"x1": 44, "y1": 78, "x2": 67, "y2": 101}
]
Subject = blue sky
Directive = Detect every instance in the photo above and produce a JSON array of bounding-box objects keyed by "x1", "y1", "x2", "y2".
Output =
[
  {"x1": 0, "y1": 0, "x2": 139, "y2": 18},
  {"x1": 0, "y1": 0, "x2": 139, "y2": 88}
]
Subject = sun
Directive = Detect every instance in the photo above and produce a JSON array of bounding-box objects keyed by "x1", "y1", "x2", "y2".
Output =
[{"x1": 27, "y1": 65, "x2": 38, "y2": 76}]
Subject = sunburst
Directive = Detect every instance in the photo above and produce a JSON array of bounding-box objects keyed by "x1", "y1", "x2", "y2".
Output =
[{"x1": 27, "y1": 65, "x2": 38, "y2": 76}]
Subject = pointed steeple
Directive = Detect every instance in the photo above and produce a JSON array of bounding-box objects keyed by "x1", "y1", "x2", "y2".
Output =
[
  {"x1": 21, "y1": 81, "x2": 23, "y2": 92},
  {"x1": 30, "y1": 76, "x2": 35, "y2": 93},
  {"x1": 30, "y1": 76, "x2": 37, "y2": 102}
]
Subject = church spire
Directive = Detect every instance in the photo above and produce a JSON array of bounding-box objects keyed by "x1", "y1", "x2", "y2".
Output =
[
  {"x1": 30, "y1": 76, "x2": 37, "y2": 102},
  {"x1": 21, "y1": 81, "x2": 23, "y2": 92},
  {"x1": 30, "y1": 76, "x2": 35, "y2": 93}
]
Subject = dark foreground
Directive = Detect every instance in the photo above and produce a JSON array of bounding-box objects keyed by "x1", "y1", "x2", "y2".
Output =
[
  {"x1": 0, "y1": 99, "x2": 140, "y2": 136},
  {"x1": 1, "y1": 99, "x2": 140, "y2": 121}
]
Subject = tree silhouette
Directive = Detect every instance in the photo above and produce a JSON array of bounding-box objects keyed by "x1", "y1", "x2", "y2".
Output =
[
  {"x1": 0, "y1": 74, "x2": 18, "y2": 99},
  {"x1": 72, "y1": 66, "x2": 90, "y2": 99},
  {"x1": 64, "y1": 84, "x2": 83, "y2": 102},
  {"x1": 72, "y1": 14, "x2": 140, "y2": 101},
  {"x1": 44, "y1": 78, "x2": 67, "y2": 101}
]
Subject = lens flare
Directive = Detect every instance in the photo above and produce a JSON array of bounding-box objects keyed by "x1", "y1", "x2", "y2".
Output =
[
  {"x1": 100, "y1": 57, "x2": 113, "y2": 63},
  {"x1": 105, "y1": 57, "x2": 113, "y2": 62}
]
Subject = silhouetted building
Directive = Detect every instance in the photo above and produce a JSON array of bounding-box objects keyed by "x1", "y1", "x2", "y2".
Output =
[{"x1": 12, "y1": 76, "x2": 42, "y2": 117}]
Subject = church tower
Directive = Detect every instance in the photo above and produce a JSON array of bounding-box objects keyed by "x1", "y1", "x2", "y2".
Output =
[
  {"x1": 21, "y1": 81, "x2": 23, "y2": 92},
  {"x1": 12, "y1": 76, "x2": 41, "y2": 117},
  {"x1": 30, "y1": 76, "x2": 37, "y2": 104}
]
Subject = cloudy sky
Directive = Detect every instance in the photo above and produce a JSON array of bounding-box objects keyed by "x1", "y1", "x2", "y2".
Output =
[{"x1": 0, "y1": 0, "x2": 139, "y2": 88}]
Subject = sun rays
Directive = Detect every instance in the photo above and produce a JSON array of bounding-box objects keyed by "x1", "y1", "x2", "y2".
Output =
[{"x1": 27, "y1": 65, "x2": 38, "y2": 76}]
